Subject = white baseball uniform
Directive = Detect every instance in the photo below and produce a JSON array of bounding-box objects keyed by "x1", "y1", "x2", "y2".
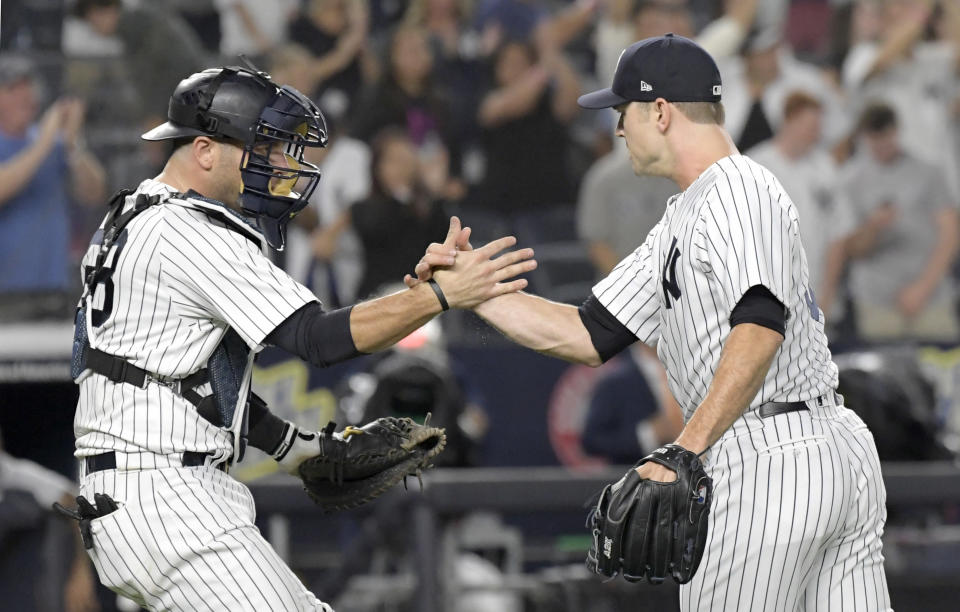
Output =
[
  {"x1": 75, "y1": 178, "x2": 332, "y2": 610},
  {"x1": 593, "y1": 155, "x2": 891, "y2": 611}
]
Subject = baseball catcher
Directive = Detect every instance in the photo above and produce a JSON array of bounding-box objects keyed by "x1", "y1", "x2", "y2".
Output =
[
  {"x1": 273, "y1": 411, "x2": 446, "y2": 512},
  {"x1": 587, "y1": 444, "x2": 712, "y2": 584}
]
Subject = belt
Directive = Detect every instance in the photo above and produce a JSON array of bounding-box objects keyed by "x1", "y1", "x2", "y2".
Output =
[
  {"x1": 757, "y1": 391, "x2": 838, "y2": 419},
  {"x1": 84, "y1": 451, "x2": 226, "y2": 474}
]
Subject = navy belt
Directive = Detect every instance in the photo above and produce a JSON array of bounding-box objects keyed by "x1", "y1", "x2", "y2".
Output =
[
  {"x1": 85, "y1": 451, "x2": 225, "y2": 473},
  {"x1": 758, "y1": 392, "x2": 838, "y2": 419}
]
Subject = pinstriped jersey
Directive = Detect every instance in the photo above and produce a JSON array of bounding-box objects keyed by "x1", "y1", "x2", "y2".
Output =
[
  {"x1": 593, "y1": 155, "x2": 837, "y2": 421},
  {"x1": 74, "y1": 179, "x2": 316, "y2": 464}
]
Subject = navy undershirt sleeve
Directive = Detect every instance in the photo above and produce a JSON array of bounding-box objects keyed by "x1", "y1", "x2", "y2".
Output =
[
  {"x1": 265, "y1": 301, "x2": 362, "y2": 368},
  {"x1": 729, "y1": 285, "x2": 786, "y2": 336},
  {"x1": 578, "y1": 293, "x2": 639, "y2": 362}
]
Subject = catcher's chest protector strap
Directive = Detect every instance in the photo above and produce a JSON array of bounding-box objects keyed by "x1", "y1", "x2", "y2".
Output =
[
  {"x1": 73, "y1": 190, "x2": 168, "y2": 382},
  {"x1": 71, "y1": 189, "x2": 251, "y2": 459}
]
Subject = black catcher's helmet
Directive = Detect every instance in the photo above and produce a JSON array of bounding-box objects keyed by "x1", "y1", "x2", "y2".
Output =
[{"x1": 142, "y1": 65, "x2": 328, "y2": 250}]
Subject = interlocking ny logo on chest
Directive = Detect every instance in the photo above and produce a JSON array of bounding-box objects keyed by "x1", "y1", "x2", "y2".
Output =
[{"x1": 662, "y1": 236, "x2": 682, "y2": 308}]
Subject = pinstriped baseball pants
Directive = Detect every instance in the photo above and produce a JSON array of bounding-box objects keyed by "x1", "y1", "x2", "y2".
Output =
[
  {"x1": 681, "y1": 403, "x2": 892, "y2": 612},
  {"x1": 80, "y1": 465, "x2": 332, "y2": 611}
]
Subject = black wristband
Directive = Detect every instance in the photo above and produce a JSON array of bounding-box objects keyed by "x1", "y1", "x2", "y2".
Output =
[{"x1": 427, "y1": 278, "x2": 450, "y2": 311}]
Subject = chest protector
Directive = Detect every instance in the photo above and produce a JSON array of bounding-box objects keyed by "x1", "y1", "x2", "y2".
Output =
[{"x1": 72, "y1": 189, "x2": 256, "y2": 461}]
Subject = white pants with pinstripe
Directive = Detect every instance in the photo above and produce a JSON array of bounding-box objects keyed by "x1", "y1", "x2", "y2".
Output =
[
  {"x1": 80, "y1": 464, "x2": 332, "y2": 611},
  {"x1": 681, "y1": 401, "x2": 892, "y2": 612}
]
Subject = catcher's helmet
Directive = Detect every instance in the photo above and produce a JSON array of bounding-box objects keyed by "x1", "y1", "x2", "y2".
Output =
[{"x1": 142, "y1": 65, "x2": 328, "y2": 250}]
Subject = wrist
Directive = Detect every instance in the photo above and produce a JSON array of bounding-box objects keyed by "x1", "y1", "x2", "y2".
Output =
[
  {"x1": 273, "y1": 423, "x2": 321, "y2": 474},
  {"x1": 672, "y1": 432, "x2": 709, "y2": 455},
  {"x1": 427, "y1": 278, "x2": 449, "y2": 311},
  {"x1": 474, "y1": 292, "x2": 512, "y2": 316},
  {"x1": 411, "y1": 279, "x2": 446, "y2": 314}
]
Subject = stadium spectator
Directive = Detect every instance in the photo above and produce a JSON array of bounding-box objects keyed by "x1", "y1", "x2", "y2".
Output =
[
  {"x1": 634, "y1": 0, "x2": 762, "y2": 57},
  {"x1": 159, "y1": 0, "x2": 223, "y2": 55},
  {"x1": 748, "y1": 91, "x2": 851, "y2": 320},
  {"x1": 582, "y1": 344, "x2": 683, "y2": 464},
  {"x1": 63, "y1": 0, "x2": 208, "y2": 124},
  {"x1": 315, "y1": 128, "x2": 450, "y2": 300},
  {"x1": 283, "y1": 114, "x2": 372, "y2": 307},
  {"x1": 403, "y1": 0, "x2": 487, "y2": 125},
  {"x1": 472, "y1": 0, "x2": 549, "y2": 43},
  {"x1": 843, "y1": 0, "x2": 960, "y2": 197},
  {"x1": 350, "y1": 25, "x2": 465, "y2": 201},
  {"x1": 214, "y1": 0, "x2": 299, "y2": 61},
  {"x1": 1, "y1": 436, "x2": 99, "y2": 612},
  {"x1": 474, "y1": 37, "x2": 580, "y2": 213},
  {"x1": 267, "y1": 43, "x2": 323, "y2": 104},
  {"x1": 288, "y1": 0, "x2": 371, "y2": 120},
  {"x1": 840, "y1": 102, "x2": 959, "y2": 343},
  {"x1": 0, "y1": 56, "x2": 106, "y2": 311},
  {"x1": 594, "y1": 0, "x2": 637, "y2": 90},
  {"x1": 720, "y1": 26, "x2": 849, "y2": 152},
  {"x1": 404, "y1": 0, "x2": 480, "y2": 67},
  {"x1": 61, "y1": 0, "x2": 122, "y2": 57},
  {"x1": 576, "y1": 148, "x2": 677, "y2": 276}
]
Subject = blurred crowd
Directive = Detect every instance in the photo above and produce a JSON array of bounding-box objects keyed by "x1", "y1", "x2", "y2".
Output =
[
  {"x1": 2, "y1": 2, "x2": 960, "y2": 608},
  {"x1": 0, "y1": 0, "x2": 958, "y2": 350}
]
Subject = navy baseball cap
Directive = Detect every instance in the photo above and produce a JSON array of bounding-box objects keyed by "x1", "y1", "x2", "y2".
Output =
[{"x1": 578, "y1": 33, "x2": 722, "y2": 109}]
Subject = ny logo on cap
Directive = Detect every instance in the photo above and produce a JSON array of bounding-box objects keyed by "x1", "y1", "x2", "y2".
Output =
[
  {"x1": 640, "y1": 81, "x2": 653, "y2": 92},
  {"x1": 713, "y1": 85, "x2": 722, "y2": 96}
]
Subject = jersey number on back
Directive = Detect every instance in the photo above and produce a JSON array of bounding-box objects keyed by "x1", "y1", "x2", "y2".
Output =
[{"x1": 84, "y1": 231, "x2": 129, "y2": 328}]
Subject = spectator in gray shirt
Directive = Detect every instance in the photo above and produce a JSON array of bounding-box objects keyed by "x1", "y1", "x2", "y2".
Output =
[
  {"x1": 576, "y1": 148, "x2": 678, "y2": 276},
  {"x1": 840, "y1": 102, "x2": 960, "y2": 343}
]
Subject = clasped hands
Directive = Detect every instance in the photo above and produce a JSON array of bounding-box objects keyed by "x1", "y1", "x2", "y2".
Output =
[{"x1": 405, "y1": 216, "x2": 537, "y2": 309}]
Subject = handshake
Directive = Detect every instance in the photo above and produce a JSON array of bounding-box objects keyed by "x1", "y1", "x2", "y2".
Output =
[{"x1": 402, "y1": 216, "x2": 537, "y2": 311}]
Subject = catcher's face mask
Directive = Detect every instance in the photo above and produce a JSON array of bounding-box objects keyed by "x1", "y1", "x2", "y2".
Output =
[
  {"x1": 239, "y1": 85, "x2": 327, "y2": 251},
  {"x1": 142, "y1": 65, "x2": 328, "y2": 251}
]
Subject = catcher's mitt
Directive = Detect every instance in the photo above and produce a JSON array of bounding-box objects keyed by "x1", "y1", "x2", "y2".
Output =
[
  {"x1": 298, "y1": 415, "x2": 446, "y2": 512},
  {"x1": 586, "y1": 444, "x2": 712, "y2": 584}
]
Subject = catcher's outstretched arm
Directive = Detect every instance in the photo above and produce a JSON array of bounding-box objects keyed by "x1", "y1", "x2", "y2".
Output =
[{"x1": 348, "y1": 282, "x2": 448, "y2": 352}]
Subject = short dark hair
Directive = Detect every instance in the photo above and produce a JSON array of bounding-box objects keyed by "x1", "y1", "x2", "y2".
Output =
[
  {"x1": 170, "y1": 136, "x2": 195, "y2": 153},
  {"x1": 859, "y1": 102, "x2": 897, "y2": 134},
  {"x1": 168, "y1": 135, "x2": 238, "y2": 157},
  {"x1": 636, "y1": 101, "x2": 725, "y2": 125},
  {"x1": 632, "y1": 101, "x2": 726, "y2": 125},
  {"x1": 672, "y1": 101, "x2": 724, "y2": 125}
]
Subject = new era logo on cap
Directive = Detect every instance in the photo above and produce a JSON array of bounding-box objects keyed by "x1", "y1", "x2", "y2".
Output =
[{"x1": 640, "y1": 81, "x2": 653, "y2": 92}]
